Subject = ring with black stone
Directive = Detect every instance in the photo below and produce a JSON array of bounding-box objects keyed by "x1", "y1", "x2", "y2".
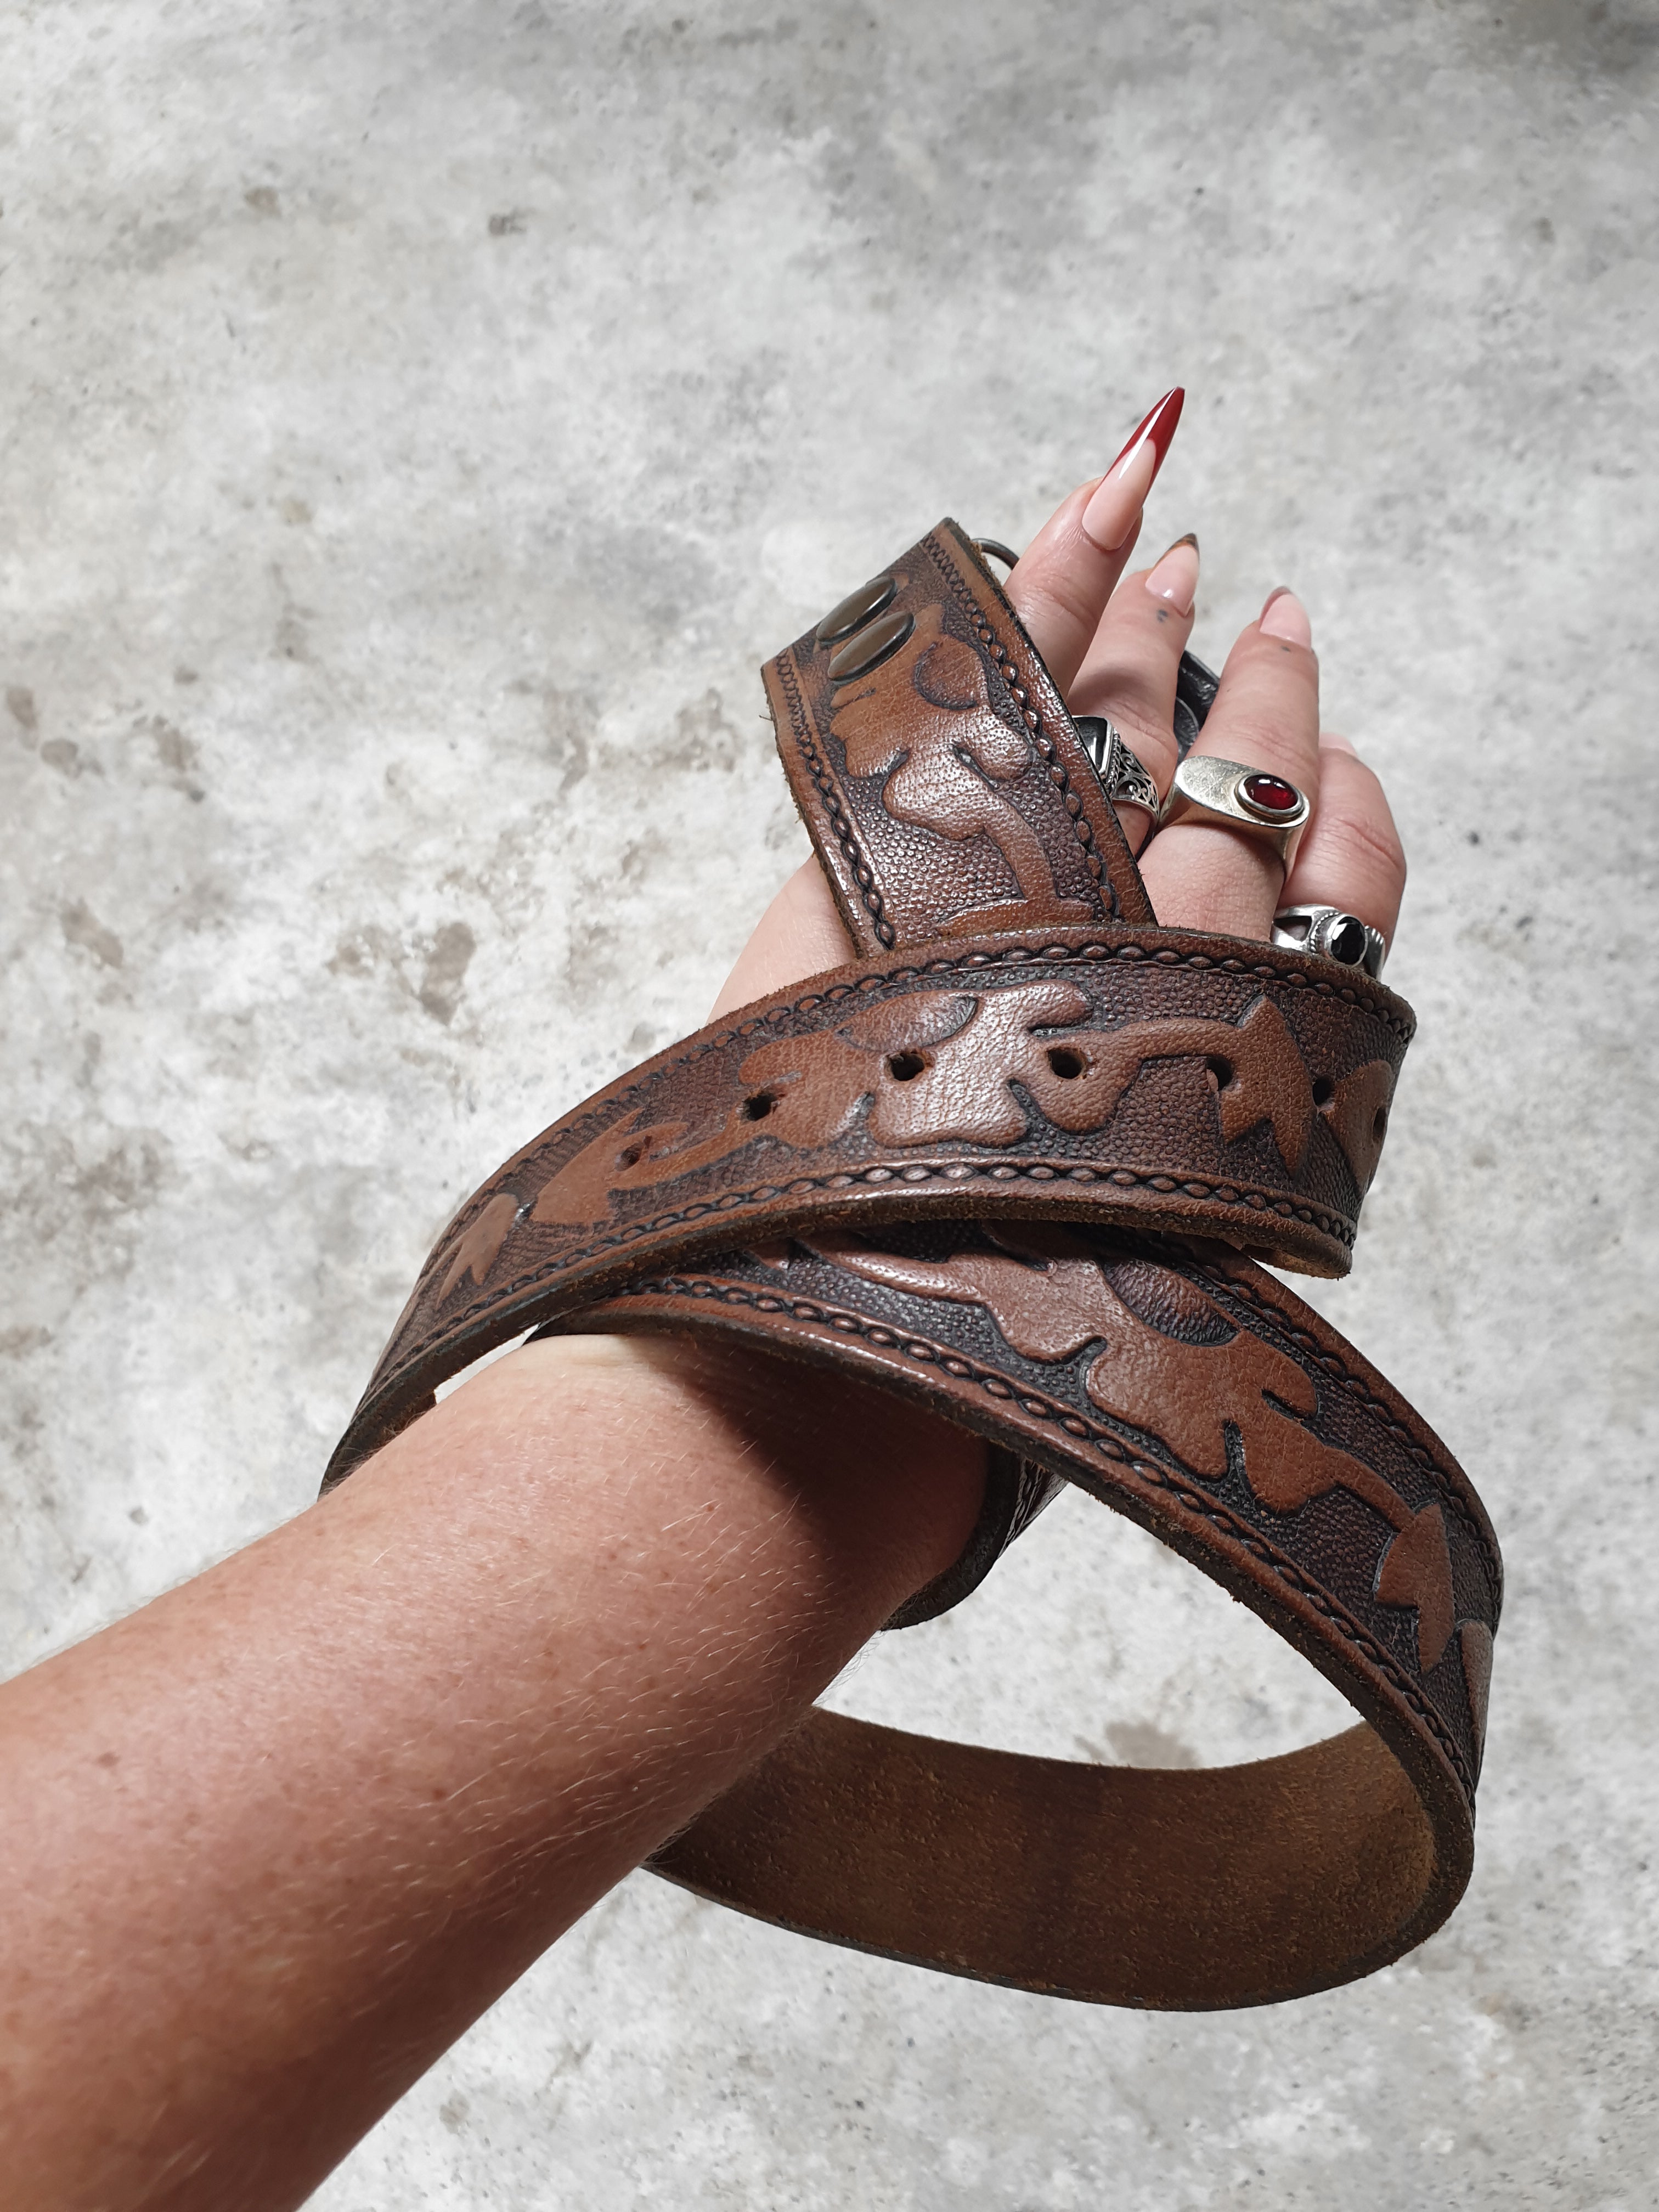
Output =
[{"x1": 1272, "y1": 903, "x2": 1388, "y2": 978}]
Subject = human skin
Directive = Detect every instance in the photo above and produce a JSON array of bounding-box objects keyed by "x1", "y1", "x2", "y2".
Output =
[{"x1": 0, "y1": 430, "x2": 1404, "y2": 2210}]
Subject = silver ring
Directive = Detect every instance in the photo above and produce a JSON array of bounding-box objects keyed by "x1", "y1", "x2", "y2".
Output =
[
  {"x1": 1272, "y1": 904, "x2": 1388, "y2": 978},
  {"x1": 1159, "y1": 755, "x2": 1310, "y2": 864},
  {"x1": 1073, "y1": 716, "x2": 1160, "y2": 814}
]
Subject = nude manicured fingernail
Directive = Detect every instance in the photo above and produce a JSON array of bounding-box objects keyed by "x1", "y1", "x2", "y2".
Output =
[
  {"x1": 1260, "y1": 587, "x2": 1312, "y2": 646},
  {"x1": 1321, "y1": 732, "x2": 1361, "y2": 758},
  {"x1": 1081, "y1": 387, "x2": 1185, "y2": 554},
  {"x1": 1144, "y1": 533, "x2": 1199, "y2": 614}
]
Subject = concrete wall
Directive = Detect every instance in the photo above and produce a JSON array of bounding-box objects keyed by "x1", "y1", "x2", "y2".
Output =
[{"x1": 3, "y1": 2, "x2": 1656, "y2": 2203}]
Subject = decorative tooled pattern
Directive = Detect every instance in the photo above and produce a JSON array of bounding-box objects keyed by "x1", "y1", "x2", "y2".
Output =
[
  {"x1": 384, "y1": 1153, "x2": 1365, "y2": 1414},
  {"x1": 590, "y1": 1256, "x2": 1480, "y2": 1805},
  {"x1": 435, "y1": 1158, "x2": 1359, "y2": 1320},
  {"x1": 332, "y1": 973, "x2": 1487, "y2": 1799},
  {"x1": 1193, "y1": 1255, "x2": 1504, "y2": 1611},
  {"x1": 770, "y1": 523, "x2": 1158, "y2": 951},
  {"x1": 929, "y1": 526, "x2": 1119, "y2": 912},
  {"x1": 774, "y1": 647, "x2": 898, "y2": 951},
  {"x1": 326, "y1": 515, "x2": 1499, "y2": 2007},
  {"x1": 828, "y1": 605, "x2": 1096, "y2": 925},
  {"x1": 416, "y1": 928, "x2": 1410, "y2": 1259},
  {"x1": 340, "y1": 928, "x2": 1413, "y2": 1447}
]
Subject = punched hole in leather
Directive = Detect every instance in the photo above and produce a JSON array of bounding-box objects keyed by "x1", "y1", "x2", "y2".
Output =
[{"x1": 325, "y1": 518, "x2": 1499, "y2": 2009}]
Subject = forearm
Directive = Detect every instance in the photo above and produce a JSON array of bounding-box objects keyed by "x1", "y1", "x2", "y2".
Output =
[
  {"x1": 0, "y1": 422, "x2": 1411, "y2": 2211},
  {"x1": 0, "y1": 1333, "x2": 983, "y2": 2212}
]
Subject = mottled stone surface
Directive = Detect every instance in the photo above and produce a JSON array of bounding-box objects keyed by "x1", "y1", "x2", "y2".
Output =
[{"x1": 4, "y1": 2, "x2": 1657, "y2": 2204}]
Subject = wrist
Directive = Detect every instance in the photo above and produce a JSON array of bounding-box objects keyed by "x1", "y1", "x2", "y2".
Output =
[{"x1": 476, "y1": 1329, "x2": 989, "y2": 1617}]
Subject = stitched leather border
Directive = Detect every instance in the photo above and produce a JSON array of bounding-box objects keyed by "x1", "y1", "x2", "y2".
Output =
[
  {"x1": 324, "y1": 925, "x2": 1415, "y2": 1488},
  {"x1": 766, "y1": 520, "x2": 1154, "y2": 952},
  {"x1": 571, "y1": 1232, "x2": 1497, "y2": 1805}
]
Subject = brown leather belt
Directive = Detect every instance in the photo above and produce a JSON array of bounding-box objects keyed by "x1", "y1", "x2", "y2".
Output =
[{"x1": 325, "y1": 520, "x2": 1500, "y2": 2010}]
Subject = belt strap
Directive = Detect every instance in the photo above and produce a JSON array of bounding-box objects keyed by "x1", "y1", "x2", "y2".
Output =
[{"x1": 325, "y1": 520, "x2": 1500, "y2": 2008}]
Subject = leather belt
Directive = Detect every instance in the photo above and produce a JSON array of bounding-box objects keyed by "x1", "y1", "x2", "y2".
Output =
[{"x1": 325, "y1": 519, "x2": 1500, "y2": 2010}]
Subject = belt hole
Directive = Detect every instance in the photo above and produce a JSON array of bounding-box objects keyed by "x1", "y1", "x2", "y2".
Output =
[
  {"x1": 1206, "y1": 1055, "x2": 1237, "y2": 1091},
  {"x1": 887, "y1": 1051, "x2": 927, "y2": 1082},
  {"x1": 1312, "y1": 1075, "x2": 1336, "y2": 1107},
  {"x1": 1046, "y1": 1046, "x2": 1086, "y2": 1080},
  {"x1": 741, "y1": 1092, "x2": 776, "y2": 1121}
]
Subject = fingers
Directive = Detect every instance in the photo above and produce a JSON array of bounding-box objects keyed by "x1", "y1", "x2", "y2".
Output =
[
  {"x1": 1138, "y1": 588, "x2": 1323, "y2": 939},
  {"x1": 716, "y1": 635, "x2": 1403, "y2": 1013},
  {"x1": 1281, "y1": 735, "x2": 1407, "y2": 944},
  {"x1": 710, "y1": 859, "x2": 854, "y2": 1017},
  {"x1": 1066, "y1": 534, "x2": 1200, "y2": 849},
  {"x1": 717, "y1": 447, "x2": 1401, "y2": 1013},
  {"x1": 1003, "y1": 389, "x2": 1183, "y2": 695}
]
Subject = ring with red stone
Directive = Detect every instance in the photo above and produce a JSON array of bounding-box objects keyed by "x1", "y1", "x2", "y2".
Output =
[{"x1": 1156, "y1": 754, "x2": 1311, "y2": 865}]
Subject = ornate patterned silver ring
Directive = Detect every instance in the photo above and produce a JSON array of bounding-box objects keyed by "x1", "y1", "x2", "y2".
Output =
[
  {"x1": 1272, "y1": 904, "x2": 1389, "y2": 979},
  {"x1": 1073, "y1": 716, "x2": 1161, "y2": 815}
]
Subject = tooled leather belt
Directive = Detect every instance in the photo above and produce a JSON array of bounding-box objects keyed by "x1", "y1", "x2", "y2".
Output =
[{"x1": 324, "y1": 520, "x2": 1500, "y2": 2011}]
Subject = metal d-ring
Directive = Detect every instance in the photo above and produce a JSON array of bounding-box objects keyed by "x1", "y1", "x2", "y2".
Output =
[{"x1": 973, "y1": 538, "x2": 1022, "y2": 572}]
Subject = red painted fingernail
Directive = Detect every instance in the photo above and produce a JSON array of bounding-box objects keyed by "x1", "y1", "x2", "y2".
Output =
[
  {"x1": 1110, "y1": 386, "x2": 1185, "y2": 477},
  {"x1": 1081, "y1": 386, "x2": 1185, "y2": 554}
]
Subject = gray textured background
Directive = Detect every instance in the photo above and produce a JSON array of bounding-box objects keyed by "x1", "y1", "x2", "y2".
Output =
[{"x1": 4, "y1": 2, "x2": 1657, "y2": 2205}]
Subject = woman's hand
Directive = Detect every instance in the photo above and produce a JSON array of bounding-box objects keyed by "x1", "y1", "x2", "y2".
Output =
[
  {"x1": 0, "y1": 403, "x2": 1412, "y2": 2212},
  {"x1": 715, "y1": 393, "x2": 1405, "y2": 1015}
]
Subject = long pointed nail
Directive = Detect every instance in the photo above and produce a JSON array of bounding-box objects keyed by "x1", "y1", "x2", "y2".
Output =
[
  {"x1": 1260, "y1": 586, "x2": 1312, "y2": 646},
  {"x1": 1145, "y1": 532, "x2": 1199, "y2": 614},
  {"x1": 1081, "y1": 387, "x2": 1185, "y2": 555}
]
